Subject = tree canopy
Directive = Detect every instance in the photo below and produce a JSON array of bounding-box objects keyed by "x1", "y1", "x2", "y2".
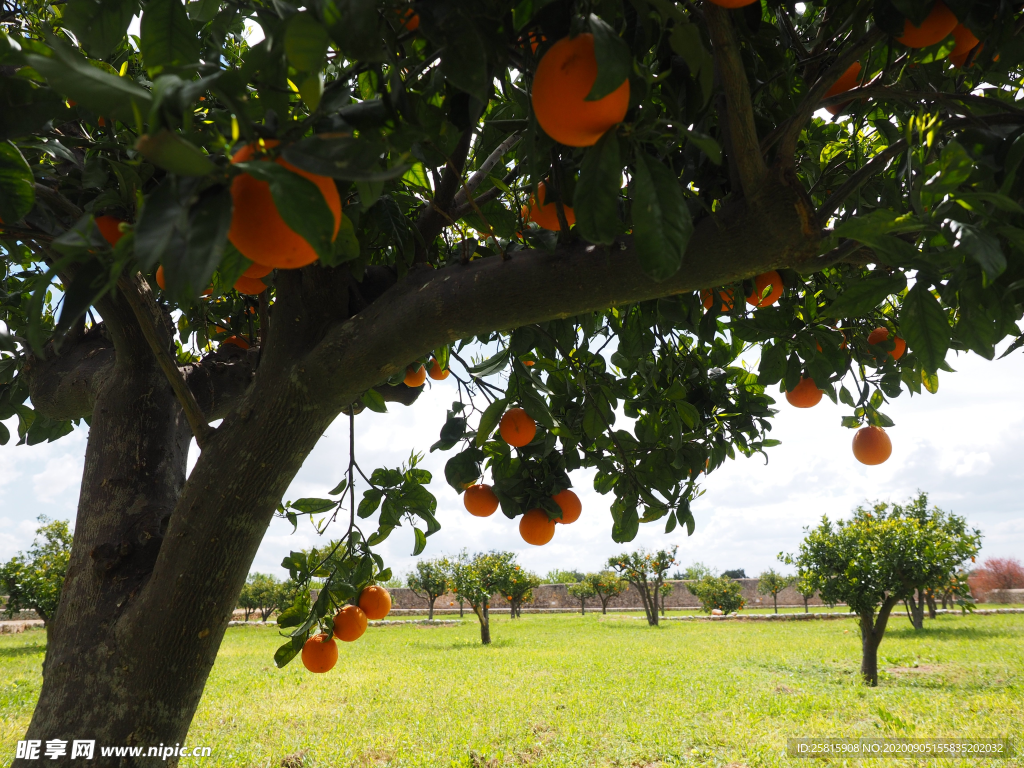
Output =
[{"x1": 0, "y1": 515, "x2": 72, "y2": 625}]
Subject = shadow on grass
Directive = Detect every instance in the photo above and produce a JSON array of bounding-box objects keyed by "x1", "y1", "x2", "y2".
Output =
[
  {"x1": 447, "y1": 637, "x2": 516, "y2": 650},
  {"x1": 884, "y1": 624, "x2": 1023, "y2": 642},
  {"x1": 0, "y1": 643, "x2": 46, "y2": 659}
]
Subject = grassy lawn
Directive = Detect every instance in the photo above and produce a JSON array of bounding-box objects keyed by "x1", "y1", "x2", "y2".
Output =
[{"x1": 2, "y1": 612, "x2": 1021, "y2": 767}]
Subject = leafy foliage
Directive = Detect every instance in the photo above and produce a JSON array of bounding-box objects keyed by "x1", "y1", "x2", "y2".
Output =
[
  {"x1": 607, "y1": 546, "x2": 677, "y2": 625},
  {"x1": 756, "y1": 568, "x2": 792, "y2": 613},
  {"x1": 0, "y1": 516, "x2": 72, "y2": 624},
  {"x1": 587, "y1": 570, "x2": 629, "y2": 614},
  {"x1": 686, "y1": 575, "x2": 745, "y2": 615}
]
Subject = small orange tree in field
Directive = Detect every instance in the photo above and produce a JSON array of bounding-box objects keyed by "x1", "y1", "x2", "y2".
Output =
[
  {"x1": 608, "y1": 547, "x2": 678, "y2": 626},
  {"x1": 3, "y1": 0, "x2": 1024, "y2": 750}
]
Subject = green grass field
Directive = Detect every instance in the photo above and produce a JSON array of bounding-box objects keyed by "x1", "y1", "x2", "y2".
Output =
[{"x1": 2, "y1": 612, "x2": 1022, "y2": 767}]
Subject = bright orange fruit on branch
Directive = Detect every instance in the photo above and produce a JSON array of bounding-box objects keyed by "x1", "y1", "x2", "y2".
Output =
[
  {"x1": 222, "y1": 335, "x2": 250, "y2": 349},
  {"x1": 522, "y1": 181, "x2": 575, "y2": 232},
  {"x1": 499, "y1": 408, "x2": 537, "y2": 447},
  {"x1": 706, "y1": 0, "x2": 758, "y2": 8},
  {"x1": 531, "y1": 34, "x2": 630, "y2": 147},
  {"x1": 896, "y1": 1, "x2": 958, "y2": 48},
  {"x1": 358, "y1": 586, "x2": 392, "y2": 620},
  {"x1": 746, "y1": 271, "x2": 783, "y2": 307},
  {"x1": 824, "y1": 62, "x2": 863, "y2": 116},
  {"x1": 519, "y1": 509, "x2": 556, "y2": 546},
  {"x1": 701, "y1": 287, "x2": 735, "y2": 312},
  {"x1": 785, "y1": 377, "x2": 823, "y2": 408},
  {"x1": 404, "y1": 364, "x2": 427, "y2": 387},
  {"x1": 867, "y1": 327, "x2": 906, "y2": 360},
  {"x1": 852, "y1": 426, "x2": 892, "y2": 465},
  {"x1": 552, "y1": 489, "x2": 582, "y2": 524},
  {"x1": 301, "y1": 633, "x2": 338, "y2": 673},
  {"x1": 400, "y1": 8, "x2": 419, "y2": 31},
  {"x1": 464, "y1": 484, "x2": 499, "y2": 517},
  {"x1": 228, "y1": 140, "x2": 342, "y2": 269},
  {"x1": 333, "y1": 605, "x2": 367, "y2": 642},
  {"x1": 948, "y1": 24, "x2": 981, "y2": 67},
  {"x1": 233, "y1": 275, "x2": 267, "y2": 295},
  {"x1": 242, "y1": 262, "x2": 274, "y2": 279},
  {"x1": 427, "y1": 358, "x2": 450, "y2": 380},
  {"x1": 95, "y1": 215, "x2": 125, "y2": 246}
]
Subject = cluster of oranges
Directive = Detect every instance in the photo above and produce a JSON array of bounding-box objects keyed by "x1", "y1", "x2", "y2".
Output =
[
  {"x1": 300, "y1": 585, "x2": 392, "y2": 673},
  {"x1": 701, "y1": 271, "x2": 784, "y2": 311},
  {"x1": 783, "y1": 326, "x2": 904, "y2": 466},
  {"x1": 462, "y1": 407, "x2": 582, "y2": 546},
  {"x1": 403, "y1": 358, "x2": 450, "y2": 387}
]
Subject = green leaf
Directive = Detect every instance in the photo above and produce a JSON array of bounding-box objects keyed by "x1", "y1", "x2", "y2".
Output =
[
  {"x1": 282, "y1": 135, "x2": 402, "y2": 182},
  {"x1": 290, "y1": 498, "x2": 337, "y2": 514},
  {"x1": 467, "y1": 348, "x2": 510, "y2": 377},
  {"x1": 587, "y1": 15, "x2": 631, "y2": 101},
  {"x1": 134, "y1": 177, "x2": 187, "y2": 271},
  {"x1": 519, "y1": 385, "x2": 554, "y2": 430},
  {"x1": 285, "y1": 11, "x2": 329, "y2": 72},
  {"x1": 573, "y1": 131, "x2": 622, "y2": 245},
  {"x1": 360, "y1": 389, "x2": 388, "y2": 413},
  {"x1": 412, "y1": 527, "x2": 427, "y2": 557},
  {"x1": 235, "y1": 161, "x2": 336, "y2": 262},
  {"x1": 475, "y1": 398, "x2": 507, "y2": 446},
  {"x1": 899, "y1": 283, "x2": 951, "y2": 374},
  {"x1": 140, "y1": 0, "x2": 201, "y2": 74},
  {"x1": 823, "y1": 272, "x2": 907, "y2": 318},
  {"x1": 135, "y1": 129, "x2": 214, "y2": 176},
  {"x1": 56, "y1": 256, "x2": 109, "y2": 333},
  {"x1": 358, "y1": 488, "x2": 384, "y2": 519},
  {"x1": 325, "y1": 214, "x2": 360, "y2": 267},
  {"x1": 444, "y1": 447, "x2": 484, "y2": 491},
  {"x1": 274, "y1": 640, "x2": 300, "y2": 668},
  {"x1": 0, "y1": 141, "x2": 35, "y2": 223},
  {"x1": 611, "y1": 504, "x2": 640, "y2": 543},
  {"x1": 328, "y1": 478, "x2": 348, "y2": 495},
  {"x1": 512, "y1": 0, "x2": 559, "y2": 29},
  {"x1": 183, "y1": 185, "x2": 232, "y2": 294},
  {"x1": 323, "y1": 0, "x2": 384, "y2": 62},
  {"x1": 958, "y1": 224, "x2": 1006, "y2": 283},
  {"x1": 439, "y1": 14, "x2": 490, "y2": 101},
  {"x1": 631, "y1": 152, "x2": 692, "y2": 281},
  {"x1": 62, "y1": 0, "x2": 138, "y2": 60},
  {"x1": 0, "y1": 421, "x2": 9, "y2": 446}
]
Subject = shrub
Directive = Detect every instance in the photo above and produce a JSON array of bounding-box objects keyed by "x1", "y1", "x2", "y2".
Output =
[
  {"x1": 687, "y1": 575, "x2": 745, "y2": 614},
  {"x1": 969, "y1": 557, "x2": 1024, "y2": 602}
]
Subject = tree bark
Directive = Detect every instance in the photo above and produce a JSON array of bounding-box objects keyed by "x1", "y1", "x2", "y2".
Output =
[
  {"x1": 907, "y1": 591, "x2": 925, "y2": 630},
  {"x1": 475, "y1": 601, "x2": 491, "y2": 645},
  {"x1": 803, "y1": 596, "x2": 809, "y2": 613},
  {"x1": 926, "y1": 591, "x2": 937, "y2": 619},
  {"x1": 428, "y1": 596, "x2": 435, "y2": 621},
  {"x1": 773, "y1": 594, "x2": 778, "y2": 614},
  {"x1": 859, "y1": 597, "x2": 899, "y2": 686}
]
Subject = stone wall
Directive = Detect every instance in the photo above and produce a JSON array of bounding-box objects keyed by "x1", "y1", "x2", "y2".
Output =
[
  {"x1": 986, "y1": 589, "x2": 1024, "y2": 604},
  {"x1": 388, "y1": 579, "x2": 829, "y2": 614}
]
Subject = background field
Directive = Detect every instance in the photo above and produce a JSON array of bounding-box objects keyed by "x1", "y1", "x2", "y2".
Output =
[{"x1": 2, "y1": 612, "x2": 1021, "y2": 767}]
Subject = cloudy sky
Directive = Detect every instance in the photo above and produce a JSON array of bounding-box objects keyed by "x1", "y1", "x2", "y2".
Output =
[{"x1": 2, "y1": 341, "x2": 1022, "y2": 581}]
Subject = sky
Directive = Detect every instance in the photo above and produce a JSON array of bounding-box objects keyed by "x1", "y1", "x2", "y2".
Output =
[{"x1": 2, "y1": 343, "x2": 1023, "y2": 581}]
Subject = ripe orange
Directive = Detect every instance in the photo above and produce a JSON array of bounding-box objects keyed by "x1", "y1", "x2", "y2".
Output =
[
  {"x1": 519, "y1": 509, "x2": 556, "y2": 546},
  {"x1": 155, "y1": 266, "x2": 166, "y2": 290},
  {"x1": 896, "y1": 1, "x2": 958, "y2": 48},
  {"x1": 464, "y1": 484, "x2": 499, "y2": 517},
  {"x1": 746, "y1": 271, "x2": 783, "y2": 307},
  {"x1": 701, "y1": 287, "x2": 735, "y2": 312},
  {"x1": 358, "y1": 585, "x2": 392, "y2": 620},
  {"x1": 404, "y1": 364, "x2": 427, "y2": 387},
  {"x1": 400, "y1": 8, "x2": 419, "y2": 31},
  {"x1": 552, "y1": 489, "x2": 582, "y2": 524},
  {"x1": 95, "y1": 215, "x2": 125, "y2": 246},
  {"x1": 522, "y1": 181, "x2": 576, "y2": 231},
  {"x1": 852, "y1": 425, "x2": 892, "y2": 465},
  {"x1": 333, "y1": 605, "x2": 367, "y2": 642},
  {"x1": 301, "y1": 633, "x2": 338, "y2": 673},
  {"x1": 234, "y1": 275, "x2": 267, "y2": 295},
  {"x1": 427, "y1": 358, "x2": 450, "y2": 380},
  {"x1": 948, "y1": 24, "x2": 981, "y2": 67},
  {"x1": 531, "y1": 34, "x2": 630, "y2": 147},
  {"x1": 866, "y1": 327, "x2": 906, "y2": 360},
  {"x1": 707, "y1": 0, "x2": 758, "y2": 7},
  {"x1": 242, "y1": 262, "x2": 274, "y2": 279},
  {"x1": 222, "y1": 335, "x2": 250, "y2": 349},
  {"x1": 785, "y1": 377, "x2": 823, "y2": 408},
  {"x1": 499, "y1": 408, "x2": 537, "y2": 447},
  {"x1": 228, "y1": 140, "x2": 342, "y2": 269},
  {"x1": 824, "y1": 62, "x2": 863, "y2": 116}
]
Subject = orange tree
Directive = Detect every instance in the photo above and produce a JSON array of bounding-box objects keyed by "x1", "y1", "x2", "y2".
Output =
[
  {"x1": 406, "y1": 557, "x2": 450, "y2": 620},
  {"x1": 1, "y1": 0, "x2": 1023, "y2": 754},
  {"x1": 589, "y1": 569, "x2": 629, "y2": 614},
  {"x1": 607, "y1": 546, "x2": 677, "y2": 625},
  {"x1": 442, "y1": 550, "x2": 509, "y2": 644},
  {"x1": 491, "y1": 558, "x2": 540, "y2": 618}
]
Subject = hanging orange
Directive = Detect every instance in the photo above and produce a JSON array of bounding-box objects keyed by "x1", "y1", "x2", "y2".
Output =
[
  {"x1": 896, "y1": 1, "x2": 958, "y2": 48},
  {"x1": 242, "y1": 262, "x2": 274, "y2": 279},
  {"x1": 852, "y1": 426, "x2": 892, "y2": 465},
  {"x1": 228, "y1": 140, "x2": 342, "y2": 269},
  {"x1": 531, "y1": 34, "x2": 630, "y2": 147},
  {"x1": 499, "y1": 408, "x2": 537, "y2": 447},
  {"x1": 746, "y1": 271, "x2": 784, "y2": 307},
  {"x1": 522, "y1": 181, "x2": 575, "y2": 232},
  {"x1": 358, "y1": 586, "x2": 392, "y2": 620},
  {"x1": 785, "y1": 377, "x2": 823, "y2": 408},
  {"x1": 95, "y1": 215, "x2": 125, "y2": 246},
  {"x1": 427, "y1": 358, "x2": 450, "y2": 380},
  {"x1": 948, "y1": 24, "x2": 981, "y2": 67},
  {"x1": 552, "y1": 489, "x2": 582, "y2": 524},
  {"x1": 300, "y1": 633, "x2": 338, "y2": 673},
  {"x1": 333, "y1": 605, "x2": 367, "y2": 642},
  {"x1": 519, "y1": 509, "x2": 556, "y2": 545},
  {"x1": 824, "y1": 62, "x2": 863, "y2": 116},
  {"x1": 404, "y1": 364, "x2": 427, "y2": 387},
  {"x1": 701, "y1": 287, "x2": 735, "y2": 311},
  {"x1": 222, "y1": 336, "x2": 250, "y2": 349},
  {"x1": 464, "y1": 484, "x2": 499, "y2": 517},
  {"x1": 866, "y1": 327, "x2": 906, "y2": 360},
  {"x1": 234, "y1": 275, "x2": 267, "y2": 295}
]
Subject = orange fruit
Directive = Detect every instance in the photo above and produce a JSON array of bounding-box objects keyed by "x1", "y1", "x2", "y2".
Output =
[
  {"x1": 524, "y1": 31, "x2": 546, "y2": 53},
  {"x1": 519, "y1": 509, "x2": 556, "y2": 545},
  {"x1": 228, "y1": 140, "x2": 342, "y2": 269},
  {"x1": 852, "y1": 425, "x2": 892, "y2": 465},
  {"x1": 707, "y1": 0, "x2": 758, "y2": 7},
  {"x1": 222, "y1": 335, "x2": 250, "y2": 349},
  {"x1": 949, "y1": 24, "x2": 981, "y2": 67},
  {"x1": 243, "y1": 262, "x2": 274, "y2": 279},
  {"x1": 499, "y1": 408, "x2": 537, "y2": 447},
  {"x1": 155, "y1": 265, "x2": 166, "y2": 290},
  {"x1": 358, "y1": 585, "x2": 391, "y2": 620},
  {"x1": 95, "y1": 215, "x2": 125, "y2": 246},
  {"x1": 552, "y1": 489, "x2": 582, "y2": 524},
  {"x1": 523, "y1": 359, "x2": 535, "y2": 367},
  {"x1": 866, "y1": 327, "x2": 906, "y2": 360},
  {"x1": 896, "y1": 1, "x2": 958, "y2": 48},
  {"x1": 464, "y1": 484, "x2": 499, "y2": 517},
  {"x1": 522, "y1": 181, "x2": 576, "y2": 232},
  {"x1": 427, "y1": 358, "x2": 450, "y2": 380},
  {"x1": 531, "y1": 34, "x2": 630, "y2": 147},
  {"x1": 301, "y1": 633, "x2": 338, "y2": 673},
  {"x1": 234, "y1": 275, "x2": 267, "y2": 295},
  {"x1": 333, "y1": 605, "x2": 367, "y2": 642},
  {"x1": 785, "y1": 377, "x2": 823, "y2": 408},
  {"x1": 824, "y1": 62, "x2": 863, "y2": 116},
  {"x1": 404, "y1": 364, "x2": 427, "y2": 387},
  {"x1": 701, "y1": 287, "x2": 735, "y2": 311},
  {"x1": 400, "y1": 8, "x2": 419, "y2": 31},
  {"x1": 746, "y1": 271, "x2": 784, "y2": 307}
]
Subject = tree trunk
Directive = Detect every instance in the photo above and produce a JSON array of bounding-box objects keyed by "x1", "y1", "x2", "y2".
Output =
[
  {"x1": 907, "y1": 591, "x2": 924, "y2": 630},
  {"x1": 477, "y1": 601, "x2": 491, "y2": 645},
  {"x1": 459, "y1": 599, "x2": 464, "y2": 618},
  {"x1": 600, "y1": 595, "x2": 608, "y2": 614},
  {"x1": 859, "y1": 597, "x2": 898, "y2": 686},
  {"x1": 773, "y1": 593, "x2": 778, "y2": 614},
  {"x1": 803, "y1": 596, "x2": 809, "y2": 613},
  {"x1": 926, "y1": 591, "x2": 937, "y2": 619},
  {"x1": 428, "y1": 596, "x2": 435, "y2": 620}
]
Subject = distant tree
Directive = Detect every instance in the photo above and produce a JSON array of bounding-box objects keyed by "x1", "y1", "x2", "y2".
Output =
[
  {"x1": 969, "y1": 557, "x2": 1024, "y2": 603},
  {"x1": 445, "y1": 551, "x2": 509, "y2": 644},
  {"x1": 658, "y1": 582, "x2": 673, "y2": 617},
  {"x1": 543, "y1": 569, "x2": 584, "y2": 584},
  {"x1": 567, "y1": 579, "x2": 597, "y2": 615},
  {"x1": 407, "y1": 559, "x2": 449, "y2": 620},
  {"x1": 237, "y1": 573, "x2": 284, "y2": 621},
  {"x1": 589, "y1": 571, "x2": 629, "y2": 615},
  {"x1": 492, "y1": 557, "x2": 540, "y2": 619},
  {"x1": 676, "y1": 562, "x2": 715, "y2": 581},
  {"x1": 757, "y1": 569, "x2": 792, "y2": 614},
  {"x1": 793, "y1": 572, "x2": 819, "y2": 614},
  {"x1": 0, "y1": 517, "x2": 73, "y2": 626},
  {"x1": 608, "y1": 547, "x2": 677, "y2": 626},
  {"x1": 687, "y1": 575, "x2": 745, "y2": 614},
  {"x1": 721, "y1": 569, "x2": 747, "y2": 579},
  {"x1": 785, "y1": 499, "x2": 980, "y2": 686},
  {"x1": 380, "y1": 573, "x2": 407, "y2": 590}
]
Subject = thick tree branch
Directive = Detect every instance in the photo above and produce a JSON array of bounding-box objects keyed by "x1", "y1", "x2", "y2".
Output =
[
  {"x1": 703, "y1": 4, "x2": 768, "y2": 197},
  {"x1": 116, "y1": 273, "x2": 214, "y2": 447},
  {"x1": 25, "y1": 327, "x2": 115, "y2": 420},
  {"x1": 793, "y1": 238, "x2": 873, "y2": 274}
]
